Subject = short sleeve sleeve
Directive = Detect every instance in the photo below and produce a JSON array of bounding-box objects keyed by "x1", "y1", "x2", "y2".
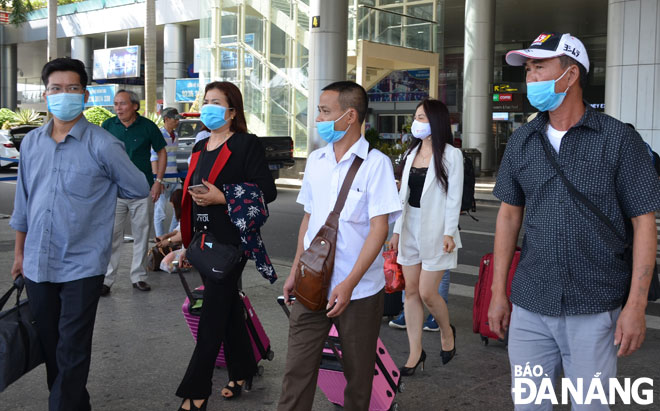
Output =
[
  {"x1": 615, "y1": 131, "x2": 660, "y2": 218},
  {"x1": 365, "y1": 153, "x2": 402, "y2": 224},
  {"x1": 297, "y1": 160, "x2": 313, "y2": 214},
  {"x1": 493, "y1": 143, "x2": 525, "y2": 206}
]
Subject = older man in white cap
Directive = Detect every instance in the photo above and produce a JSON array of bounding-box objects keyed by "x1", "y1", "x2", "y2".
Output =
[{"x1": 488, "y1": 32, "x2": 660, "y2": 410}]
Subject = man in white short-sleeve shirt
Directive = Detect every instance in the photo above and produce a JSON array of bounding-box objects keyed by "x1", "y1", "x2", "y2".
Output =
[{"x1": 278, "y1": 81, "x2": 401, "y2": 411}]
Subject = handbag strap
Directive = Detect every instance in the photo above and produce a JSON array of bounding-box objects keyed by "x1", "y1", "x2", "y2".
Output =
[
  {"x1": 0, "y1": 277, "x2": 25, "y2": 312},
  {"x1": 331, "y1": 155, "x2": 365, "y2": 216},
  {"x1": 538, "y1": 131, "x2": 628, "y2": 244}
]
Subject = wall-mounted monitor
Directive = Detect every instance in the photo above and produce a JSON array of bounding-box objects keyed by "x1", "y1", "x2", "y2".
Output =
[{"x1": 93, "y1": 46, "x2": 141, "y2": 80}]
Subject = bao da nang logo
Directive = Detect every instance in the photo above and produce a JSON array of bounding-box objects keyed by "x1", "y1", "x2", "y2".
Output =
[{"x1": 512, "y1": 363, "x2": 654, "y2": 406}]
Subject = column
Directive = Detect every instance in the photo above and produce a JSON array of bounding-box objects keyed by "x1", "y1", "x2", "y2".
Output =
[
  {"x1": 71, "y1": 36, "x2": 93, "y2": 84},
  {"x1": 462, "y1": 0, "x2": 495, "y2": 173},
  {"x1": 605, "y1": 0, "x2": 660, "y2": 152},
  {"x1": 163, "y1": 24, "x2": 187, "y2": 110},
  {"x1": 1, "y1": 44, "x2": 17, "y2": 110},
  {"x1": 307, "y1": 0, "x2": 349, "y2": 154}
]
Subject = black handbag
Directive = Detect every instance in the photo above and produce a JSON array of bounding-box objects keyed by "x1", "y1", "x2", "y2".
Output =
[
  {"x1": 0, "y1": 276, "x2": 45, "y2": 392},
  {"x1": 539, "y1": 133, "x2": 660, "y2": 302},
  {"x1": 185, "y1": 230, "x2": 242, "y2": 282}
]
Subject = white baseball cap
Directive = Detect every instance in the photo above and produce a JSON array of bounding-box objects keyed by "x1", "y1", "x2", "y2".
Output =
[{"x1": 506, "y1": 32, "x2": 590, "y2": 73}]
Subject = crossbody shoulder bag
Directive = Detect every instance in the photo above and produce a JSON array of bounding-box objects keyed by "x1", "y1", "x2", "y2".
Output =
[
  {"x1": 539, "y1": 132, "x2": 659, "y2": 302},
  {"x1": 293, "y1": 155, "x2": 365, "y2": 311}
]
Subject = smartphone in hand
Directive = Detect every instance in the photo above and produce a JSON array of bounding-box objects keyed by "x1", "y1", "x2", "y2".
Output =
[{"x1": 188, "y1": 184, "x2": 210, "y2": 195}]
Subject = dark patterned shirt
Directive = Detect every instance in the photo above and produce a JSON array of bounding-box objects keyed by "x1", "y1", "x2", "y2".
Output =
[{"x1": 493, "y1": 106, "x2": 660, "y2": 316}]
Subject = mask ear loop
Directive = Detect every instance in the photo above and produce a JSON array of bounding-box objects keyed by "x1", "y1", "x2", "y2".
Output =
[
  {"x1": 335, "y1": 109, "x2": 352, "y2": 133},
  {"x1": 556, "y1": 66, "x2": 573, "y2": 94}
]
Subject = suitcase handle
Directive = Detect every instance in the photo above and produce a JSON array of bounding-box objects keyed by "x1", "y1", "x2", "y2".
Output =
[
  {"x1": 174, "y1": 261, "x2": 197, "y2": 305},
  {"x1": 276, "y1": 295, "x2": 345, "y2": 370}
]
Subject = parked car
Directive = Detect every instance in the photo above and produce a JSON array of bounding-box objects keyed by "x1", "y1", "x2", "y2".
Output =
[
  {"x1": 0, "y1": 131, "x2": 20, "y2": 168},
  {"x1": 175, "y1": 114, "x2": 295, "y2": 180},
  {"x1": 7, "y1": 125, "x2": 40, "y2": 151}
]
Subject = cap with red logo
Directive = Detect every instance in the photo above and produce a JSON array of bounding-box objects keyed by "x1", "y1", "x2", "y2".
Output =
[{"x1": 505, "y1": 32, "x2": 590, "y2": 73}]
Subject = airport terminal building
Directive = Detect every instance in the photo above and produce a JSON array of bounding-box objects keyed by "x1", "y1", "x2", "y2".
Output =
[{"x1": 0, "y1": 0, "x2": 658, "y2": 172}]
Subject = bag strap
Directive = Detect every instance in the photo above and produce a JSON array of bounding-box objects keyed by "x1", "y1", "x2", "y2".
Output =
[
  {"x1": 538, "y1": 132, "x2": 628, "y2": 244},
  {"x1": 0, "y1": 277, "x2": 25, "y2": 312},
  {"x1": 331, "y1": 155, "x2": 365, "y2": 215}
]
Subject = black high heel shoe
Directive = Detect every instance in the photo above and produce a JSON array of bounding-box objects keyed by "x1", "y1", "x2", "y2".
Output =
[
  {"x1": 399, "y1": 349, "x2": 426, "y2": 376},
  {"x1": 441, "y1": 324, "x2": 457, "y2": 365},
  {"x1": 178, "y1": 398, "x2": 207, "y2": 411}
]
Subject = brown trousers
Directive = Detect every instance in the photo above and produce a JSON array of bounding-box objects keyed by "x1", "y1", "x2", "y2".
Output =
[{"x1": 277, "y1": 289, "x2": 384, "y2": 411}]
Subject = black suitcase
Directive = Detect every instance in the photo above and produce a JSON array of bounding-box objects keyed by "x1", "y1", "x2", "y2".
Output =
[{"x1": 383, "y1": 291, "x2": 402, "y2": 318}]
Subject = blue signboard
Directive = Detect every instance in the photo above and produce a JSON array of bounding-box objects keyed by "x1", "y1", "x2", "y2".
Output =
[
  {"x1": 175, "y1": 79, "x2": 200, "y2": 102},
  {"x1": 85, "y1": 85, "x2": 117, "y2": 107}
]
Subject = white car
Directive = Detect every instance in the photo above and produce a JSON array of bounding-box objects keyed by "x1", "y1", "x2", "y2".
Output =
[{"x1": 0, "y1": 130, "x2": 20, "y2": 168}]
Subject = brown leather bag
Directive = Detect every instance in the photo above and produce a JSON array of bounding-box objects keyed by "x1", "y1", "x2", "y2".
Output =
[{"x1": 293, "y1": 155, "x2": 365, "y2": 311}]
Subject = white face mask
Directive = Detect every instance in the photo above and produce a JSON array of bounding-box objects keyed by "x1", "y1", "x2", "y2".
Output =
[{"x1": 411, "y1": 120, "x2": 431, "y2": 139}]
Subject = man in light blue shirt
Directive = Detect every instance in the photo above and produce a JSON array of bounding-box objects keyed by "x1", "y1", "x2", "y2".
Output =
[
  {"x1": 10, "y1": 58, "x2": 149, "y2": 411},
  {"x1": 151, "y1": 107, "x2": 182, "y2": 237}
]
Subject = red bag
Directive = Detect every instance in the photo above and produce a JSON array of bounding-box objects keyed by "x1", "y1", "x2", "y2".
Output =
[{"x1": 383, "y1": 249, "x2": 405, "y2": 293}]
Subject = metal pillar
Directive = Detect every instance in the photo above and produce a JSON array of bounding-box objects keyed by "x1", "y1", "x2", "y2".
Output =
[
  {"x1": 163, "y1": 24, "x2": 186, "y2": 110},
  {"x1": 307, "y1": 0, "x2": 349, "y2": 154},
  {"x1": 462, "y1": 0, "x2": 495, "y2": 173},
  {"x1": 47, "y1": 0, "x2": 58, "y2": 61},
  {"x1": 71, "y1": 37, "x2": 93, "y2": 84},
  {"x1": 1, "y1": 44, "x2": 17, "y2": 110},
  {"x1": 144, "y1": 0, "x2": 157, "y2": 114}
]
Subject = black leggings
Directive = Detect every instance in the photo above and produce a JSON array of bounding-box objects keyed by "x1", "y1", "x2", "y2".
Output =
[{"x1": 176, "y1": 257, "x2": 257, "y2": 399}]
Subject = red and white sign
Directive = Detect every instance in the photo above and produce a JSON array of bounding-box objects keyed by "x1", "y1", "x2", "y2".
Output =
[
  {"x1": 499, "y1": 94, "x2": 513, "y2": 102},
  {"x1": 0, "y1": 11, "x2": 10, "y2": 24}
]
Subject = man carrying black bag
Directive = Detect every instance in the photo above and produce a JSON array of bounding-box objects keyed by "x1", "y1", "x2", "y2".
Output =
[{"x1": 9, "y1": 58, "x2": 149, "y2": 411}]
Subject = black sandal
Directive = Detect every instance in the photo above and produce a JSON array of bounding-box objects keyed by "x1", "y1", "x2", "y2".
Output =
[
  {"x1": 221, "y1": 382, "x2": 242, "y2": 400},
  {"x1": 221, "y1": 376, "x2": 253, "y2": 400},
  {"x1": 178, "y1": 398, "x2": 207, "y2": 411}
]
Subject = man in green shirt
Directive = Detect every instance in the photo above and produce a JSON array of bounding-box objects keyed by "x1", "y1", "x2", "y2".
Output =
[{"x1": 101, "y1": 89, "x2": 167, "y2": 295}]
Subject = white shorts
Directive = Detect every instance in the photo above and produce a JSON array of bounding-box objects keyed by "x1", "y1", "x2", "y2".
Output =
[{"x1": 397, "y1": 205, "x2": 457, "y2": 271}]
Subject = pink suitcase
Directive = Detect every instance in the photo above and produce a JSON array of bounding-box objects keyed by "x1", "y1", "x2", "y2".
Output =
[
  {"x1": 277, "y1": 296, "x2": 403, "y2": 411},
  {"x1": 176, "y1": 260, "x2": 275, "y2": 370}
]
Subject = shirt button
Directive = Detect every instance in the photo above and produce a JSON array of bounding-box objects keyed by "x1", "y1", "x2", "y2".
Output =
[
  {"x1": 53, "y1": 168, "x2": 57, "y2": 172},
  {"x1": 46, "y1": 209, "x2": 51, "y2": 213},
  {"x1": 45, "y1": 229, "x2": 49, "y2": 233}
]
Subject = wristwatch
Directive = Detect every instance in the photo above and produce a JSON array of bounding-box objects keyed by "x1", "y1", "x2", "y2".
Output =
[
  {"x1": 167, "y1": 238, "x2": 172, "y2": 244},
  {"x1": 155, "y1": 178, "x2": 164, "y2": 184}
]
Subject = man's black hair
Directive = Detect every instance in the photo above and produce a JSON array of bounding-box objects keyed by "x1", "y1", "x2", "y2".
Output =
[
  {"x1": 321, "y1": 81, "x2": 368, "y2": 124},
  {"x1": 558, "y1": 55, "x2": 588, "y2": 91},
  {"x1": 41, "y1": 57, "x2": 88, "y2": 88}
]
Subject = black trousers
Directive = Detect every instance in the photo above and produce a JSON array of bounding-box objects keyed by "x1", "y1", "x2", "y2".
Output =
[
  {"x1": 176, "y1": 257, "x2": 257, "y2": 399},
  {"x1": 24, "y1": 275, "x2": 104, "y2": 411}
]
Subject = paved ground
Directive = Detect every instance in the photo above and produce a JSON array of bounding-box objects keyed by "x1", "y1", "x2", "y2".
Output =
[{"x1": 1, "y1": 179, "x2": 659, "y2": 410}]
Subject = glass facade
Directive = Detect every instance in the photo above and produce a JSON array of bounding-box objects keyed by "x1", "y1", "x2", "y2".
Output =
[{"x1": 197, "y1": 0, "x2": 443, "y2": 155}]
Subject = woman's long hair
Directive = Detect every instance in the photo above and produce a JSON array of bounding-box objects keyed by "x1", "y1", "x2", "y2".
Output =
[
  {"x1": 203, "y1": 81, "x2": 248, "y2": 133},
  {"x1": 395, "y1": 99, "x2": 453, "y2": 192}
]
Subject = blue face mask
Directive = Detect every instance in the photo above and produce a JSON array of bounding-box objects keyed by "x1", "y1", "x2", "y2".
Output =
[
  {"x1": 47, "y1": 93, "x2": 85, "y2": 122},
  {"x1": 526, "y1": 67, "x2": 571, "y2": 112},
  {"x1": 317, "y1": 110, "x2": 351, "y2": 143},
  {"x1": 200, "y1": 104, "x2": 228, "y2": 130}
]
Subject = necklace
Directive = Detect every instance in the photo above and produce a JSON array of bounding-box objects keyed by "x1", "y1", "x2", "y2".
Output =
[{"x1": 207, "y1": 131, "x2": 232, "y2": 151}]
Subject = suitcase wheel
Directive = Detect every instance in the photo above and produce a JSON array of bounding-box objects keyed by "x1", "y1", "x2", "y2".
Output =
[
  {"x1": 398, "y1": 381, "x2": 405, "y2": 393},
  {"x1": 256, "y1": 365, "x2": 264, "y2": 376},
  {"x1": 389, "y1": 402, "x2": 400, "y2": 411},
  {"x1": 266, "y1": 349, "x2": 275, "y2": 361},
  {"x1": 480, "y1": 335, "x2": 489, "y2": 346}
]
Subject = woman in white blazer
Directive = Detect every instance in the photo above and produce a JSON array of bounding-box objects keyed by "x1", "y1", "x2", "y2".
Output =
[{"x1": 389, "y1": 99, "x2": 463, "y2": 375}]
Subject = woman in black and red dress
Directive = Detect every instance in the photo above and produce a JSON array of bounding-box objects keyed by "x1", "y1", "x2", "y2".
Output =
[{"x1": 176, "y1": 81, "x2": 276, "y2": 411}]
